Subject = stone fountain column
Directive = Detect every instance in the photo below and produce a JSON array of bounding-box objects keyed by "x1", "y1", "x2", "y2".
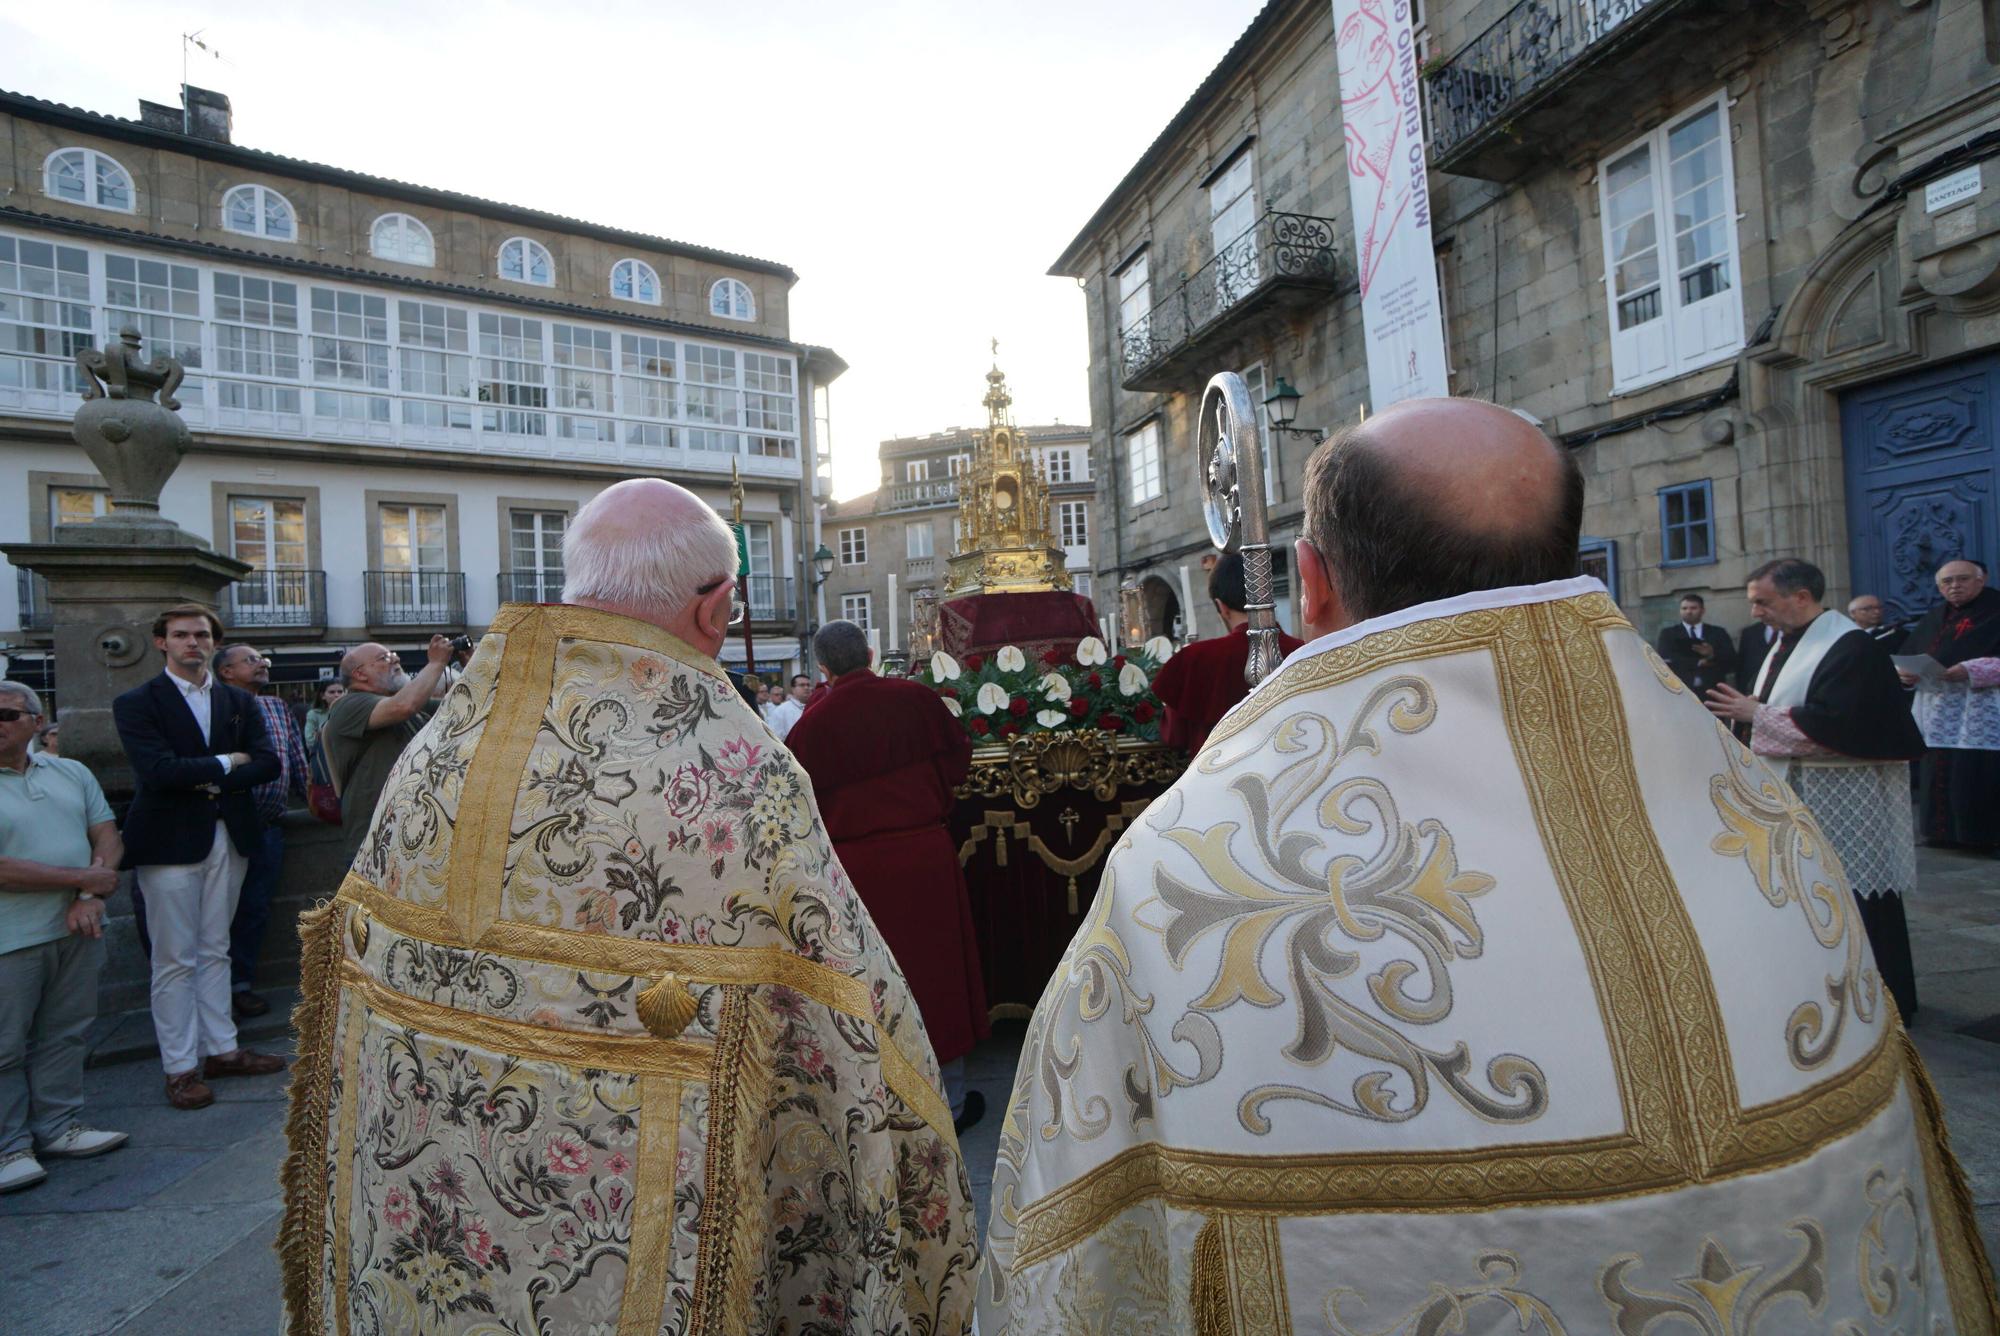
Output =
[{"x1": 1, "y1": 327, "x2": 250, "y2": 800}]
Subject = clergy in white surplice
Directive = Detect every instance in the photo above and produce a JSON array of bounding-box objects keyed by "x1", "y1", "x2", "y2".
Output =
[
  {"x1": 1703, "y1": 558, "x2": 1928, "y2": 1024},
  {"x1": 978, "y1": 400, "x2": 1997, "y2": 1336}
]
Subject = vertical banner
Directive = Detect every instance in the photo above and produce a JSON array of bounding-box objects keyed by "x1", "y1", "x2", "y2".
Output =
[{"x1": 1331, "y1": 0, "x2": 1449, "y2": 410}]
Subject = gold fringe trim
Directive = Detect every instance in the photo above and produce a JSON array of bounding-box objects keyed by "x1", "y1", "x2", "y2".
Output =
[
  {"x1": 688, "y1": 984, "x2": 775, "y2": 1335},
  {"x1": 1902, "y1": 1032, "x2": 2000, "y2": 1331},
  {"x1": 1190, "y1": 1215, "x2": 1231, "y2": 1336},
  {"x1": 275, "y1": 898, "x2": 347, "y2": 1336}
]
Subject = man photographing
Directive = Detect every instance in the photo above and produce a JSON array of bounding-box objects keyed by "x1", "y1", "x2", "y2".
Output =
[{"x1": 320, "y1": 635, "x2": 454, "y2": 859}]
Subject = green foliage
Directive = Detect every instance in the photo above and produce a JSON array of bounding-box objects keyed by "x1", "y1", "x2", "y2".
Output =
[{"x1": 912, "y1": 638, "x2": 1169, "y2": 744}]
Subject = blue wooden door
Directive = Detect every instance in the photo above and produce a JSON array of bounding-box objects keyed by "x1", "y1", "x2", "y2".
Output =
[{"x1": 1842, "y1": 353, "x2": 2000, "y2": 624}]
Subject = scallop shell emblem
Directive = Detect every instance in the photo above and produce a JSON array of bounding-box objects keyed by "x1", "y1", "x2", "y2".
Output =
[
  {"x1": 348, "y1": 907, "x2": 370, "y2": 957},
  {"x1": 636, "y1": 973, "x2": 700, "y2": 1040}
]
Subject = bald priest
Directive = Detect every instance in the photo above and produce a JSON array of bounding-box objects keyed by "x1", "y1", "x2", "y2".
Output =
[
  {"x1": 978, "y1": 400, "x2": 1996, "y2": 1334},
  {"x1": 279, "y1": 480, "x2": 976, "y2": 1334}
]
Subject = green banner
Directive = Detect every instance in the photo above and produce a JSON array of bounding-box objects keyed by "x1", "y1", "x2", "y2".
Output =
[{"x1": 730, "y1": 523, "x2": 749, "y2": 577}]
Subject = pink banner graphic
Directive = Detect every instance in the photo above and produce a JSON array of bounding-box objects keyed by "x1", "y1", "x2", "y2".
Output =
[{"x1": 1333, "y1": 0, "x2": 1450, "y2": 410}]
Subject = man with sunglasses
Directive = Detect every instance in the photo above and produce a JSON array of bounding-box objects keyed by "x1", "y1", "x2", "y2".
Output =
[
  {"x1": 281, "y1": 479, "x2": 975, "y2": 1333},
  {"x1": 0, "y1": 680, "x2": 126, "y2": 1190},
  {"x1": 213, "y1": 644, "x2": 308, "y2": 1019}
]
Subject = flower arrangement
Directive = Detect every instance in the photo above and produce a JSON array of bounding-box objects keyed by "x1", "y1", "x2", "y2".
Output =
[{"x1": 915, "y1": 636, "x2": 1174, "y2": 744}]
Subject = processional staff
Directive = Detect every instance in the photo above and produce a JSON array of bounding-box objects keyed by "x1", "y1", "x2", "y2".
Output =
[{"x1": 1198, "y1": 371, "x2": 1283, "y2": 687}]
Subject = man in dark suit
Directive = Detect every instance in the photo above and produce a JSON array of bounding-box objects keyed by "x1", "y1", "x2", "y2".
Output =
[
  {"x1": 1737, "y1": 618, "x2": 1781, "y2": 693},
  {"x1": 112, "y1": 605, "x2": 286, "y2": 1111},
  {"x1": 1654, "y1": 593, "x2": 1737, "y2": 693}
]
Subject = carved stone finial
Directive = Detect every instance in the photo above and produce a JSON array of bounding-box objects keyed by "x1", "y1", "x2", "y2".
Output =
[{"x1": 67, "y1": 326, "x2": 196, "y2": 534}]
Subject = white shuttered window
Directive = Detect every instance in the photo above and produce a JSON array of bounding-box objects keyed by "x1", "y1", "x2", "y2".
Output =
[{"x1": 1599, "y1": 93, "x2": 1743, "y2": 393}]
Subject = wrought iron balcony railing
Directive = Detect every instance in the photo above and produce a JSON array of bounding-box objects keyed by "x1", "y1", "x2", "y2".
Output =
[
  {"x1": 1424, "y1": 0, "x2": 1686, "y2": 176},
  {"x1": 222, "y1": 569, "x2": 326, "y2": 630},
  {"x1": 885, "y1": 479, "x2": 959, "y2": 511},
  {"x1": 743, "y1": 574, "x2": 796, "y2": 623},
  {"x1": 1118, "y1": 210, "x2": 1343, "y2": 391},
  {"x1": 16, "y1": 568, "x2": 51, "y2": 633},
  {"x1": 498, "y1": 570, "x2": 565, "y2": 604},
  {"x1": 364, "y1": 570, "x2": 466, "y2": 628}
]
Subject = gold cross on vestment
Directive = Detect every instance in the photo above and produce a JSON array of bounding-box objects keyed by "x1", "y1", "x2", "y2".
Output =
[{"x1": 1058, "y1": 806, "x2": 1080, "y2": 844}]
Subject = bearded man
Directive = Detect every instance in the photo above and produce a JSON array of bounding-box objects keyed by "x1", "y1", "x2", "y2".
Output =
[
  {"x1": 280, "y1": 479, "x2": 975, "y2": 1334},
  {"x1": 978, "y1": 399, "x2": 1995, "y2": 1333}
]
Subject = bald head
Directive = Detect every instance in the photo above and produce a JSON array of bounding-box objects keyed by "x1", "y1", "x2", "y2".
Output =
[
  {"x1": 563, "y1": 478, "x2": 739, "y2": 649},
  {"x1": 1301, "y1": 398, "x2": 1584, "y2": 623},
  {"x1": 339, "y1": 642, "x2": 405, "y2": 694}
]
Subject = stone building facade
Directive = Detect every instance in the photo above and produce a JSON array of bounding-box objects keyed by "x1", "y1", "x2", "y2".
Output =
[
  {"x1": 0, "y1": 84, "x2": 844, "y2": 704},
  {"x1": 1053, "y1": 0, "x2": 2000, "y2": 642},
  {"x1": 821, "y1": 416, "x2": 1095, "y2": 655}
]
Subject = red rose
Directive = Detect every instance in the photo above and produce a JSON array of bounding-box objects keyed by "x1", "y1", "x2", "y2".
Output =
[
  {"x1": 1097, "y1": 713, "x2": 1125, "y2": 732},
  {"x1": 969, "y1": 716, "x2": 991, "y2": 736},
  {"x1": 1112, "y1": 655, "x2": 1127, "y2": 669},
  {"x1": 1069, "y1": 697, "x2": 1089, "y2": 717},
  {"x1": 1133, "y1": 701, "x2": 1156, "y2": 723},
  {"x1": 1001, "y1": 723, "x2": 1022, "y2": 737},
  {"x1": 1042, "y1": 647, "x2": 1067, "y2": 666},
  {"x1": 1009, "y1": 697, "x2": 1029, "y2": 718},
  {"x1": 935, "y1": 685, "x2": 956, "y2": 698},
  {"x1": 964, "y1": 653, "x2": 985, "y2": 671},
  {"x1": 1088, "y1": 672, "x2": 1103, "y2": 689}
]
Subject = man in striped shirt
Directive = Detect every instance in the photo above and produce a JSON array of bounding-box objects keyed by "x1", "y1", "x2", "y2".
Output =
[{"x1": 214, "y1": 645, "x2": 307, "y2": 1019}]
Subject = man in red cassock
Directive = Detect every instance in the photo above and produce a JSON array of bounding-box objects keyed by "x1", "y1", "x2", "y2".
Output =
[
  {"x1": 1151, "y1": 551, "x2": 1305, "y2": 753},
  {"x1": 785, "y1": 619, "x2": 992, "y2": 1133}
]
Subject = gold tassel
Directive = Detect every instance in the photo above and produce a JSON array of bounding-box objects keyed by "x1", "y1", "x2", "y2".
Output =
[
  {"x1": 1190, "y1": 1215, "x2": 1232, "y2": 1336},
  {"x1": 688, "y1": 984, "x2": 777, "y2": 1335},
  {"x1": 275, "y1": 898, "x2": 348, "y2": 1336},
  {"x1": 1901, "y1": 1032, "x2": 2000, "y2": 1327}
]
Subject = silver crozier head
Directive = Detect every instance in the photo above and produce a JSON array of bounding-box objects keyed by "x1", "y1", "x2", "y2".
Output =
[{"x1": 1198, "y1": 372, "x2": 1281, "y2": 688}]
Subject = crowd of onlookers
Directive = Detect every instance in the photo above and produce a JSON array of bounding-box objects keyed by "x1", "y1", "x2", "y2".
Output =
[
  {"x1": 5, "y1": 558, "x2": 1997, "y2": 1195},
  {"x1": 1657, "y1": 557, "x2": 2000, "y2": 858}
]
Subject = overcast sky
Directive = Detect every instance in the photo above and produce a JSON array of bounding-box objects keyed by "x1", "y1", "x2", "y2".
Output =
[{"x1": 5, "y1": 0, "x2": 1266, "y2": 499}]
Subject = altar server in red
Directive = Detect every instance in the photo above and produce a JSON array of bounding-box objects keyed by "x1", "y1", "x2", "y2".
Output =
[
  {"x1": 786, "y1": 619, "x2": 992, "y2": 1132},
  {"x1": 1150, "y1": 551, "x2": 1304, "y2": 753}
]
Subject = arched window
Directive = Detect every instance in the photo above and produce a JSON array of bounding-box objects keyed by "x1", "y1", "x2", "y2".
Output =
[
  {"x1": 498, "y1": 237, "x2": 554, "y2": 286},
  {"x1": 370, "y1": 213, "x2": 435, "y2": 266},
  {"x1": 222, "y1": 184, "x2": 296, "y2": 241},
  {"x1": 709, "y1": 278, "x2": 755, "y2": 321},
  {"x1": 610, "y1": 258, "x2": 661, "y2": 305},
  {"x1": 44, "y1": 147, "x2": 134, "y2": 212}
]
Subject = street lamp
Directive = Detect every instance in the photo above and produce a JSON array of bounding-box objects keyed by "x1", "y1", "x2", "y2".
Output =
[
  {"x1": 1263, "y1": 377, "x2": 1325, "y2": 444},
  {"x1": 811, "y1": 543, "x2": 834, "y2": 585}
]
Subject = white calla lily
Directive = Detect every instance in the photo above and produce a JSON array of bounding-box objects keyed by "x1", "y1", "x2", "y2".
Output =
[
  {"x1": 1118, "y1": 662, "x2": 1148, "y2": 697},
  {"x1": 976, "y1": 682, "x2": 1009, "y2": 715},
  {"x1": 1076, "y1": 636, "x2": 1109, "y2": 666},
  {"x1": 996, "y1": 645, "x2": 1026, "y2": 672},
  {"x1": 1039, "y1": 672, "x2": 1071, "y2": 702},
  {"x1": 930, "y1": 651, "x2": 960, "y2": 681},
  {"x1": 1036, "y1": 709, "x2": 1066, "y2": 729},
  {"x1": 942, "y1": 696, "x2": 962, "y2": 717},
  {"x1": 1143, "y1": 635, "x2": 1175, "y2": 662}
]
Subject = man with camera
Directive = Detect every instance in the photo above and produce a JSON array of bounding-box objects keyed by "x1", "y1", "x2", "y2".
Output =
[{"x1": 320, "y1": 635, "x2": 455, "y2": 860}]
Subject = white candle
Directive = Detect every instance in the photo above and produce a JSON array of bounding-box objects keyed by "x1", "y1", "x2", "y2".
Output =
[
  {"x1": 887, "y1": 573, "x2": 899, "y2": 651},
  {"x1": 1178, "y1": 565, "x2": 1198, "y2": 640},
  {"x1": 868, "y1": 626, "x2": 881, "y2": 672}
]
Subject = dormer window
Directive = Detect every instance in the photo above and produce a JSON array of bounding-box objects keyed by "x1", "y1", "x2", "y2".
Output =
[
  {"x1": 222, "y1": 184, "x2": 296, "y2": 241},
  {"x1": 611, "y1": 258, "x2": 661, "y2": 305},
  {"x1": 45, "y1": 148, "x2": 134, "y2": 213},
  {"x1": 498, "y1": 237, "x2": 554, "y2": 286},
  {"x1": 709, "y1": 278, "x2": 754, "y2": 321},
  {"x1": 370, "y1": 213, "x2": 435, "y2": 266}
]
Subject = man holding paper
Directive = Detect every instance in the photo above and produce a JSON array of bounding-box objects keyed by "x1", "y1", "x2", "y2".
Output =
[
  {"x1": 1705, "y1": 559, "x2": 1926, "y2": 1020},
  {"x1": 1899, "y1": 558, "x2": 2000, "y2": 850}
]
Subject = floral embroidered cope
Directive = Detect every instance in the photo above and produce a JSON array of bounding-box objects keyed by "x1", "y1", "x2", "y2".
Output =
[{"x1": 280, "y1": 604, "x2": 976, "y2": 1336}]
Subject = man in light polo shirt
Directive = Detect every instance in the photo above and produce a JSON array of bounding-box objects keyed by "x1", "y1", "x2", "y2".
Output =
[{"x1": 0, "y1": 680, "x2": 127, "y2": 1192}]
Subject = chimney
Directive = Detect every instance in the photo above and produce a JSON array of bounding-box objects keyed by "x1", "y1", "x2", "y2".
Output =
[
  {"x1": 182, "y1": 86, "x2": 232, "y2": 144},
  {"x1": 139, "y1": 87, "x2": 233, "y2": 142}
]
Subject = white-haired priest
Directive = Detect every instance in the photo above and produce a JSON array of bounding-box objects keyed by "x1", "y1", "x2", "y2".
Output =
[
  {"x1": 978, "y1": 399, "x2": 1995, "y2": 1333},
  {"x1": 280, "y1": 477, "x2": 977, "y2": 1333}
]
